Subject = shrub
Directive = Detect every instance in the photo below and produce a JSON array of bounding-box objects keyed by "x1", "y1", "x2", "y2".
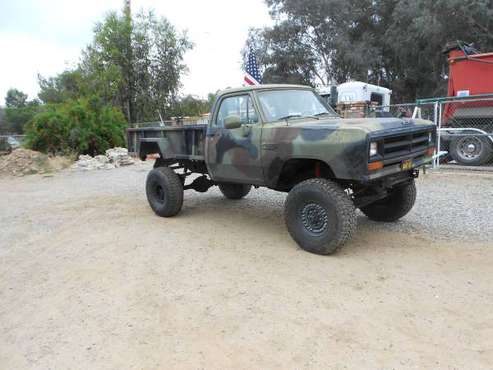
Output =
[{"x1": 25, "y1": 96, "x2": 127, "y2": 155}]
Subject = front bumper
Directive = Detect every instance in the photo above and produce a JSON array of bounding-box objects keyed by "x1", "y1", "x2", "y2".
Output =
[{"x1": 364, "y1": 154, "x2": 433, "y2": 182}]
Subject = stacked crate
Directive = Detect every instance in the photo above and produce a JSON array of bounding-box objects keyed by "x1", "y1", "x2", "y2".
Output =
[{"x1": 336, "y1": 101, "x2": 379, "y2": 118}]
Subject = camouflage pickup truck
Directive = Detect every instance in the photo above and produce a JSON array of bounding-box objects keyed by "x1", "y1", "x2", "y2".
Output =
[{"x1": 139, "y1": 85, "x2": 436, "y2": 255}]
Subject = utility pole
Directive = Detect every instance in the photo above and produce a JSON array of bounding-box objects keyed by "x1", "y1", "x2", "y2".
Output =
[
  {"x1": 124, "y1": 0, "x2": 133, "y2": 123},
  {"x1": 124, "y1": 0, "x2": 131, "y2": 18}
]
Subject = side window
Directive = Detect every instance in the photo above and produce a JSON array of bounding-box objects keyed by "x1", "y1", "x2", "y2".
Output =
[
  {"x1": 340, "y1": 93, "x2": 356, "y2": 102},
  {"x1": 370, "y1": 92, "x2": 384, "y2": 105},
  {"x1": 215, "y1": 95, "x2": 259, "y2": 127}
]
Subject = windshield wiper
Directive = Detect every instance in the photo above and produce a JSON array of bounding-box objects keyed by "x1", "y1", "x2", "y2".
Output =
[
  {"x1": 314, "y1": 112, "x2": 338, "y2": 119},
  {"x1": 278, "y1": 114, "x2": 324, "y2": 121},
  {"x1": 278, "y1": 114, "x2": 303, "y2": 121}
]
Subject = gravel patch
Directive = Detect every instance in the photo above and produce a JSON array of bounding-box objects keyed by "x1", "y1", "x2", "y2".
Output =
[
  {"x1": 1, "y1": 163, "x2": 492, "y2": 369},
  {"x1": 362, "y1": 169, "x2": 493, "y2": 243},
  {"x1": 1, "y1": 163, "x2": 492, "y2": 249}
]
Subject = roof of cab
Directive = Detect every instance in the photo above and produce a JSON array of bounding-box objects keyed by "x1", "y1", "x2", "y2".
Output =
[{"x1": 217, "y1": 84, "x2": 312, "y2": 96}]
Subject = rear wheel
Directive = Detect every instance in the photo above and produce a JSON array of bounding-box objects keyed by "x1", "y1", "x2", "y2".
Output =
[
  {"x1": 284, "y1": 178, "x2": 356, "y2": 255},
  {"x1": 218, "y1": 183, "x2": 252, "y2": 199},
  {"x1": 146, "y1": 167, "x2": 183, "y2": 217},
  {"x1": 449, "y1": 135, "x2": 493, "y2": 166},
  {"x1": 360, "y1": 180, "x2": 416, "y2": 222}
]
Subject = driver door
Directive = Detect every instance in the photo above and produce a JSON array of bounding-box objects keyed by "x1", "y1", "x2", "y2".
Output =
[{"x1": 206, "y1": 94, "x2": 263, "y2": 184}]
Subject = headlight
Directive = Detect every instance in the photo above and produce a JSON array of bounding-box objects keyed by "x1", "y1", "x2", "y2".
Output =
[{"x1": 369, "y1": 142, "x2": 378, "y2": 157}]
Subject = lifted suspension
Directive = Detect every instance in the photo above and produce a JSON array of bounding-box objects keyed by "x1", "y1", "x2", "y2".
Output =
[{"x1": 183, "y1": 175, "x2": 216, "y2": 193}]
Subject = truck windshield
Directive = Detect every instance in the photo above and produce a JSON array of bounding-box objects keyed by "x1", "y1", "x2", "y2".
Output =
[{"x1": 257, "y1": 89, "x2": 338, "y2": 122}]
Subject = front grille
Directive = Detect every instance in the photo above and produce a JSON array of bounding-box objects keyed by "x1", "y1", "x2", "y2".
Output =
[{"x1": 380, "y1": 130, "x2": 432, "y2": 165}]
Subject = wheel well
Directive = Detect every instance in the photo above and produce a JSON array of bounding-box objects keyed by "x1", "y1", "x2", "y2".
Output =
[
  {"x1": 276, "y1": 159, "x2": 336, "y2": 191},
  {"x1": 139, "y1": 141, "x2": 161, "y2": 161}
]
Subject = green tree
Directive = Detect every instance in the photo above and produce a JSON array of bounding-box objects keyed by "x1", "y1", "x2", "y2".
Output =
[
  {"x1": 3, "y1": 89, "x2": 41, "y2": 133},
  {"x1": 0, "y1": 107, "x2": 7, "y2": 134},
  {"x1": 5, "y1": 88, "x2": 28, "y2": 108},
  {"x1": 383, "y1": 0, "x2": 493, "y2": 101},
  {"x1": 80, "y1": 11, "x2": 134, "y2": 121},
  {"x1": 25, "y1": 96, "x2": 127, "y2": 155},
  {"x1": 246, "y1": 0, "x2": 374, "y2": 86},
  {"x1": 4, "y1": 102, "x2": 41, "y2": 134},
  {"x1": 248, "y1": 0, "x2": 493, "y2": 102},
  {"x1": 81, "y1": 10, "x2": 192, "y2": 123},
  {"x1": 170, "y1": 95, "x2": 215, "y2": 117},
  {"x1": 38, "y1": 70, "x2": 88, "y2": 104},
  {"x1": 207, "y1": 92, "x2": 217, "y2": 110}
]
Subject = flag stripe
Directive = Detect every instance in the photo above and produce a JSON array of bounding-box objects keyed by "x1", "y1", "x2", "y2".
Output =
[{"x1": 244, "y1": 73, "x2": 259, "y2": 86}]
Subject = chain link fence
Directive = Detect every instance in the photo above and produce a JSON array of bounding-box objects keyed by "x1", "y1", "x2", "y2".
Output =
[
  {"x1": 372, "y1": 103, "x2": 436, "y2": 121},
  {"x1": 373, "y1": 103, "x2": 421, "y2": 119},
  {"x1": 435, "y1": 96, "x2": 493, "y2": 167}
]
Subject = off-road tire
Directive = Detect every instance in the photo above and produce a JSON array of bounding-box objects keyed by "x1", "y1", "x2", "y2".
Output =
[
  {"x1": 361, "y1": 180, "x2": 416, "y2": 222},
  {"x1": 284, "y1": 178, "x2": 356, "y2": 255},
  {"x1": 146, "y1": 167, "x2": 183, "y2": 217},
  {"x1": 218, "y1": 183, "x2": 252, "y2": 199},
  {"x1": 449, "y1": 135, "x2": 493, "y2": 166}
]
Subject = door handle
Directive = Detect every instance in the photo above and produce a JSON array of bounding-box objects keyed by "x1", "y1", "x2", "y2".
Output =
[{"x1": 261, "y1": 143, "x2": 278, "y2": 150}]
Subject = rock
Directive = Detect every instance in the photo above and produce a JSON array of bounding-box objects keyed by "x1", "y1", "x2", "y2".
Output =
[
  {"x1": 105, "y1": 147, "x2": 134, "y2": 167},
  {"x1": 71, "y1": 154, "x2": 115, "y2": 171},
  {"x1": 94, "y1": 155, "x2": 110, "y2": 164},
  {"x1": 71, "y1": 147, "x2": 134, "y2": 171},
  {"x1": 0, "y1": 149, "x2": 51, "y2": 177}
]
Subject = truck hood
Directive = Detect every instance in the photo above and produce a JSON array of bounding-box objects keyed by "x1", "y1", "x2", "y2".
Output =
[{"x1": 288, "y1": 117, "x2": 435, "y2": 135}]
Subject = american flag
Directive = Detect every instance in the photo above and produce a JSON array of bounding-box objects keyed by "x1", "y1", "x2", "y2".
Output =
[{"x1": 244, "y1": 48, "x2": 262, "y2": 85}]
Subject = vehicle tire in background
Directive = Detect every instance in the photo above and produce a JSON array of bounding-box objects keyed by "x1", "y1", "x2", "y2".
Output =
[
  {"x1": 146, "y1": 167, "x2": 183, "y2": 217},
  {"x1": 361, "y1": 180, "x2": 416, "y2": 222},
  {"x1": 449, "y1": 135, "x2": 493, "y2": 166},
  {"x1": 218, "y1": 183, "x2": 252, "y2": 199},
  {"x1": 284, "y1": 178, "x2": 356, "y2": 255}
]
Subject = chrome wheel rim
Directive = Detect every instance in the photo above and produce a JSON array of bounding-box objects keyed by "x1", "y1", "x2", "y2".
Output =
[{"x1": 458, "y1": 137, "x2": 483, "y2": 160}]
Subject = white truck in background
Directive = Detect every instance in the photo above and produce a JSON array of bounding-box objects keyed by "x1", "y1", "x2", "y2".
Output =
[{"x1": 318, "y1": 81, "x2": 392, "y2": 113}]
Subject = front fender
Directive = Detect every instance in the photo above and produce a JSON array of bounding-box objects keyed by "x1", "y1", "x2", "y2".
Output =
[{"x1": 261, "y1": 126, "x2": 369, "y2": 186}]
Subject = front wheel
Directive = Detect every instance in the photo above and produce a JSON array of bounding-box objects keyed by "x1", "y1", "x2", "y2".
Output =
[
  {"x1": 284, "y1": 178, "x2": 356, "y2": 255},
  {"x1": 449, "y1": 135, "x2": 493, "y2": 166},
  {"x1": 146, "y1": 167, "x2": 183, "y2": 217},
  {"x1": 360, "y1": 180, "x2": 416, "y2": 222}
]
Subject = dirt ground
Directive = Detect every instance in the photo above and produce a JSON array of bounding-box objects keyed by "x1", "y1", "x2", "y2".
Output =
[{"x1": 1, "y1": 163, "x2": 492, "y2": 369}]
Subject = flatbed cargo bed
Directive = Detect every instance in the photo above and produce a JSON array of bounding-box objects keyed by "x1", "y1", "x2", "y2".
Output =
[{"x1": 127, "y1": 124, "x2": 207, "y2": 160}]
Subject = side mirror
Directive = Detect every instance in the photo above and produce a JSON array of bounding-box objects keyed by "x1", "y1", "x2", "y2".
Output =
[{"x1": 224, "y1": 115, "x2": 242, "y2": 129}]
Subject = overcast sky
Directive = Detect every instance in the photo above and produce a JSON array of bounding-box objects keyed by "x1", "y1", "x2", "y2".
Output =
[{"x1": 0, "y1": 0, "x2": 272, "y2": 104}]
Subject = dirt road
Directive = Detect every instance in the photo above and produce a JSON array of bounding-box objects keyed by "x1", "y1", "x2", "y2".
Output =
[{"x1": 1, "y1": 164, "x2": 492, "y2": 369}]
